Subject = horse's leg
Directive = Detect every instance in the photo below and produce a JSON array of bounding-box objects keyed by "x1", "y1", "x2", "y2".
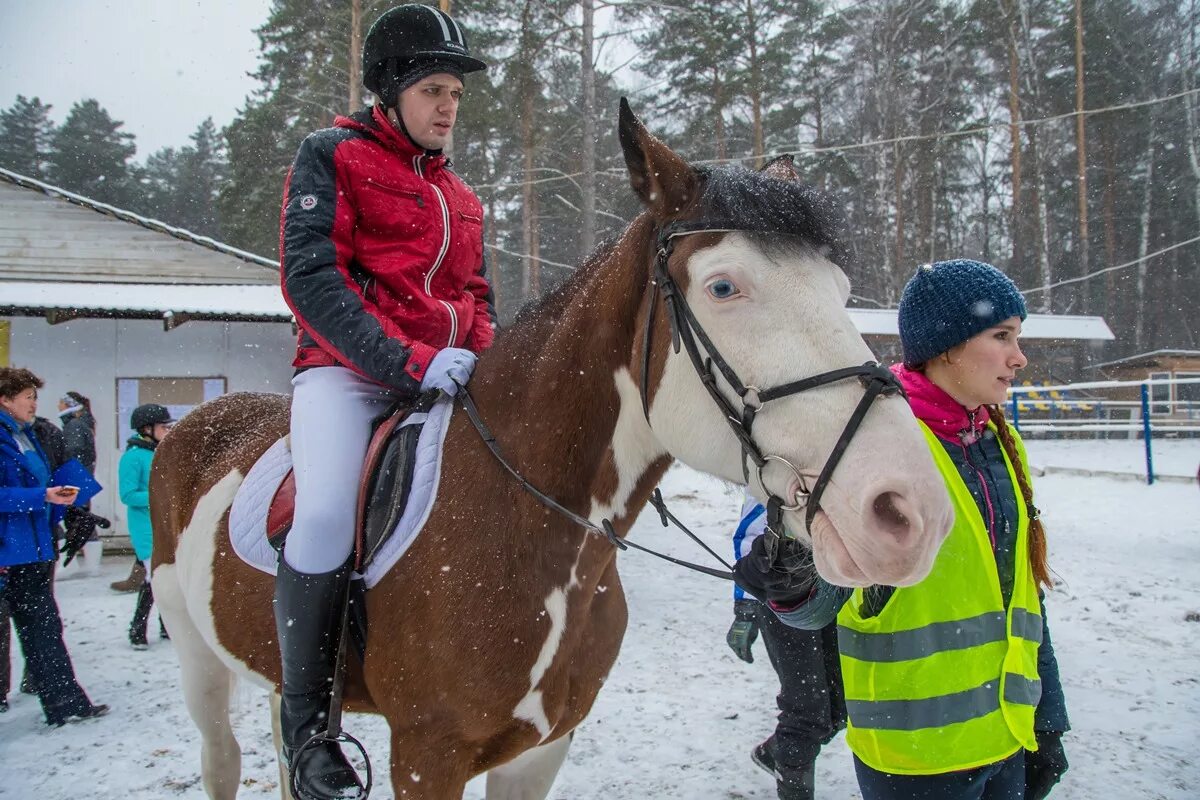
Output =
[
  {"x1": 268, "y1": 692, "x2": 297, "y2": 800},
  {"x1": 484, "y1": 734, "x2": 573, "y2": 800},
  {"x1": 153, "y1": 563, "x2": 242, "y2": 800},
  {"x1": 388, "y1": 731, "x2": 472, "y2": 800}
]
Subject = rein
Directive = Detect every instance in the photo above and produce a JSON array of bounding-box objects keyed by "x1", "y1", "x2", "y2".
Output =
[
  {"x1": 458, "y1": 386, "x2": 735, "y2": 580},
  {"x1": 458, "y1": 220, "x2": 904, "y2": 581}
]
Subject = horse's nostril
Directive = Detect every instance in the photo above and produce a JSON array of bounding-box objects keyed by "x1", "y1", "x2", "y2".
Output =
[{"x1": 872, "y1": 491, "x2": 911, "y2": 542}]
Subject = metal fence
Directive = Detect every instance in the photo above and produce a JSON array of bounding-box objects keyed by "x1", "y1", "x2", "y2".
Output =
[{"x1": 1008, "y1": 377, "x2": 1200, "y2": 485}]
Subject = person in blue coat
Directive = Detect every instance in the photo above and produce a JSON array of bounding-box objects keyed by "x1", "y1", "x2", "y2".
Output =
[
  {"x1": 119, "y1": 403, "x2": 174, "y2": 649},
  {"x1": 0, "y1": 366, "x2": 108, "y2": 726}
]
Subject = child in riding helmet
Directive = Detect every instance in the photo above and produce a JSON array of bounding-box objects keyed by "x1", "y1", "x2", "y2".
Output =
[
  {"x1": 275, "y1": 5, "x2": 496, "y2": 799},
  {"x1": 119, "y1": 403, "x2": 173, "y2": 650},
  {"x1": 734, "y1": 260, "x2": 1070, "y2": 800}
]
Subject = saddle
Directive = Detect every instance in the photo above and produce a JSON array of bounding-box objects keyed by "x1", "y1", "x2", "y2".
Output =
[{"x1": 266, "y1": 395, "x2": 433, "y2": 572}]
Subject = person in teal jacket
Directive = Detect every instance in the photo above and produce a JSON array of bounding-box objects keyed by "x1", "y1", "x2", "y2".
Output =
[{"x1": 118, "y1": 403, "x2": 173, "y2": 649}]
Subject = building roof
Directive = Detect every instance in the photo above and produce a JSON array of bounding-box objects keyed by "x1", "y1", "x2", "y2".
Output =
[
  {"x1": 848, "y1": 308, "x2": 1114, "y2": 340},
  {"x1": 0, "y1": 281, "x2": 291, "y2": 329},
  {"x1": 1089, "y1": 349, "x2": 1200, "y2": 370},
  {"x1": 0, "y1": 166, "x2": 278, "y2": 284},
  {"x1": 2, "y1": 279, "x2": 1117, "y2": 343}
]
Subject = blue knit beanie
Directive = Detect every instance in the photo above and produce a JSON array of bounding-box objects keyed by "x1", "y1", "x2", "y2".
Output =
[{"x1": 897, "y1": 259, "x2": 1027, "y2": 367}]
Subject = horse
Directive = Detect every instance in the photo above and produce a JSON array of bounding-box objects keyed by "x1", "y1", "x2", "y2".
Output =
[{"x1": 149, "y1": 101, "x2": 954, "y2": 799}]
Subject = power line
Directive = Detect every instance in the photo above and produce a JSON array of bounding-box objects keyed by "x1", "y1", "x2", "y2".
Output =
[
  {"x1": 471, "y1": 86, "x2": 1200, "y2": 194},
  {"x1": 1021, "y1": 236, "x2": 1200, "y2": 297}
]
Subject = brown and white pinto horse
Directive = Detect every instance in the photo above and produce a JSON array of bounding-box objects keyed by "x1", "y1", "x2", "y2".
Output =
[{"x1": 149, "y1": 102, "x2": 953, "y2": 799}]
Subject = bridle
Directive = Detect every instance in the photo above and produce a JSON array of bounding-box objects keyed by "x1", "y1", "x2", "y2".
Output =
[
  {"x1": 638, "y1": 220, "x2": 904, "y2": 541},
  {"x1": 458, "y1": 218, "x2": 904, "y2": 580}
]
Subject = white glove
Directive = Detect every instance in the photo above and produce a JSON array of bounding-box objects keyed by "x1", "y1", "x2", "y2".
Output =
[{"x1": 419, "y1": 347, "x2": 477, "y2": 396}]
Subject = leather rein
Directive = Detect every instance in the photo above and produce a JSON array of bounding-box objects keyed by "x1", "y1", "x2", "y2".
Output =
[{"x1": 458, "y1": 220, "x2": 903, "y2": 580}]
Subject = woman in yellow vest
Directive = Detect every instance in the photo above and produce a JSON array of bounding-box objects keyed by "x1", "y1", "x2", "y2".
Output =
[{"x1": 734, "y1": 259, "x2": 1069, "y2": 800}]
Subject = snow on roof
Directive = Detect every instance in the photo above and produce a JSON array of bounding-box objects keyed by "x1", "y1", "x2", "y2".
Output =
[
  {"x1": 0, "y1": 281, "x2": 291, "y2": 324},
  {"x1": 847, "y1": 308, "x2": 1114, "y2": 340},
  {"x1": 1090, "y1": 349, "x2": 1200, "y2": 370},
  {"x1": 0, "y1": 166, "x2": 277, "y2": 271},
  {"x1": 0, "y1": 281, "x2": 1116, "y2": 340}
]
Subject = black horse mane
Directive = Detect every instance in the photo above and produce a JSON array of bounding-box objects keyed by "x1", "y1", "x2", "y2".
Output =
[
  {"x1": 696, "y1": 164, "x2": 847, "y2": 265},
  {"x1": 508, "y1": 164, "x2": 845, "y2": 327}
]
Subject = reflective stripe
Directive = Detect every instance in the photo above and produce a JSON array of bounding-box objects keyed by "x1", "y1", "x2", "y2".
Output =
[
  {"x1": 838, "y1": 611, "x2": 1006, "y2": 663},
  {"x1": 1010, "y1": 607, "x2": 1043, "y2": 644},
  {"x1": 846, "y1": 680, "x2": 1000, "y2": 731},
  {"x1": 1004, "y1": 674, "x2": 1042, "y2": 706},
  {"x1": 848, "y1": 673, "x2": 1040, "y2": 732},
  {"x1": 422, "y1": 5, "x2": 453, "y2": 43},
  {"x1": 440, "y1": 9, "x2": 465, "y2": 45}
]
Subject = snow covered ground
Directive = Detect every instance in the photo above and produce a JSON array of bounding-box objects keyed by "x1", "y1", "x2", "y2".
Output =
[{"x1": 2, "y1": 443, "x2": 1197, "y2": 799}]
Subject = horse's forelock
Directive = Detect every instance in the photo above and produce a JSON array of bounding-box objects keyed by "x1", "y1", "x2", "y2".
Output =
[{"x1": 698, "y1": 166, "x2": 846, "y2": 266}]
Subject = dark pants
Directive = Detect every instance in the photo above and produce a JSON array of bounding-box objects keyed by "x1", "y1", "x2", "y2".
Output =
[
  {"x1": 0, "y1": 560, "x2": 93, "y2": 724},
  {"x1": 0, "y1": 596, "x2": 10, "y2": 700},
  {"x1": 855, "y1": 751, "x2": 1026, "y2": 800},
  {"x1": 757, "y1": 604, "x2": 847, "y2": 772}
]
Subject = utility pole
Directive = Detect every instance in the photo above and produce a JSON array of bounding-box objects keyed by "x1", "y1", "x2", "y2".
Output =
[
  {"x1": 1073, "y1": 0, "x2": 1089, "y2": 307},
  {"x1": 349, "y1": 0, "x2": 362, "y2": 112}
]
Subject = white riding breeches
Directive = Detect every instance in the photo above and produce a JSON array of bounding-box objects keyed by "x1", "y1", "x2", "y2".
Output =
[{"x1": 284, "y1": 366, "x2": 406, "y2": 574}]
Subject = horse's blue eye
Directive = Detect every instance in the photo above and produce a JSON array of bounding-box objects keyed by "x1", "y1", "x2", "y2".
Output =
[{"x1": 708, "y1": 279, "x2": 738, "y2": 299}]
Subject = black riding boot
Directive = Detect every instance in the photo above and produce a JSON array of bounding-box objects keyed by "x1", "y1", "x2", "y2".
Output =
[
  {"x1": 129, "y1": 583, "x2": 154, "y2": 650},
  {"x1": 274, "y1": 558, "x2": 365, "y2": 800}
]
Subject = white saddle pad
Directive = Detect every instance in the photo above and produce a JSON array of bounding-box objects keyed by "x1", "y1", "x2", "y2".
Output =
[{"x1": 227, "y1": 396, "x2": 456, "y2": 588}]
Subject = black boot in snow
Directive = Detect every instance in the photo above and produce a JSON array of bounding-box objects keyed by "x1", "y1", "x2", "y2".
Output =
[
  {"x1": 129, "y1": 583, "x2": 153, "y2": 650},
  {"x1": 752, "y1": 737, "x2": 817, "y2": 800},
  {"x1": 274, "y1": 558, "x2": 365, "y2": 800}
]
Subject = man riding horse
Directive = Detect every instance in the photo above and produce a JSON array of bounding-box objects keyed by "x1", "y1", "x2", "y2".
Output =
[{"x1": 276, "y1": 5, "x2": 495, "y2": 798}]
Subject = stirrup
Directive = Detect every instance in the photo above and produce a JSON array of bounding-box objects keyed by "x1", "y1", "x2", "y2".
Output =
[{"x1": 289, "y1": 728, "x2": 373, "y2": 800}]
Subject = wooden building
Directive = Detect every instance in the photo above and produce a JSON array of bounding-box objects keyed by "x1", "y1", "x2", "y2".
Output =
[
  {"x1": 0, "y1": 166, "x2": 294, "y2": 536},
  {"x1": 1089, "y1": 350, "x2": 1200, "y2": 419}
]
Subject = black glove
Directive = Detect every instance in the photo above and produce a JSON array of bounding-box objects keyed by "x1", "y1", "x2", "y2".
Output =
[
  {"x1": 1025, "y1": 731, "x2": 1068, "y2": 800},
  {"x1": 61, "y1": 507, "x2": 111, "y2": 566},
  {"x1": 732, "y1": 532, "x2": 818, "y2": 608},
  {"x1": 725, "y1": 599, "x2": 760, "y2": 663}
]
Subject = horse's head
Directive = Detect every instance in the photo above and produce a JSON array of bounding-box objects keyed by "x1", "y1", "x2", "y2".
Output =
[{"x1": 618, "y1": 100, "x2": 953, "y2": 588}]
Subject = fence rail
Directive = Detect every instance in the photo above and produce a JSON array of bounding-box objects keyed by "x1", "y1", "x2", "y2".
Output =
[{"x1": 1007, "y1": 376, "x2": 1200, "y2": 485}]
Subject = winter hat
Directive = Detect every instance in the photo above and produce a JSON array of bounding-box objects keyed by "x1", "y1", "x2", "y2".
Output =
[
  {"x1": 384, "y1": 58, "x2": 466, "y2": 106},
  {"x1": 897, "y1": 259, "x2": 1027, "y2": 367}
]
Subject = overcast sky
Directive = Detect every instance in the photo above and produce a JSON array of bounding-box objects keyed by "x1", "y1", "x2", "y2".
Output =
[{"x1": 0, "y1": 0, "x2": 273, "y2": 158}]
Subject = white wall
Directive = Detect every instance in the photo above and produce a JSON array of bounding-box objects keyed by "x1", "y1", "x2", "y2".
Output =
[{"x1": 4, "y1": 316, "x2": 296, "y2": 538}]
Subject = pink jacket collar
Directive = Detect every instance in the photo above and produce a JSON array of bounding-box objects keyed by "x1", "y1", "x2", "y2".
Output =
[{"x1": 890, "y1": 363, "x2": 990, "y2": 444}]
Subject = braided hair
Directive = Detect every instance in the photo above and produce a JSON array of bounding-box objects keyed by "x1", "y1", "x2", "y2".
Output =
[{"x1": 986, "y1": 404, "x2": 1052, "y2": 590}]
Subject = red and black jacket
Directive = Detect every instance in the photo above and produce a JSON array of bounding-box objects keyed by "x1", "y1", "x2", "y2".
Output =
[{"x1": 280, "y1": 106, "x2": 497, "y2": 394}]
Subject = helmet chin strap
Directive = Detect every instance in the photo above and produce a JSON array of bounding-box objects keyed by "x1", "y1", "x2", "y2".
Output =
[{"x1": 385, "y1": 107, "x2": 443, "y2": 156}]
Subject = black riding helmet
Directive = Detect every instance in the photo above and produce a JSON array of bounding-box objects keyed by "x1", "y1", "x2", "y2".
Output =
[
  {"x1": 363, "y1": 4, "x2": 487, "y2": 109},
  {"x1": 130, "y1": 403, "x2": 174, "y2": 432}
]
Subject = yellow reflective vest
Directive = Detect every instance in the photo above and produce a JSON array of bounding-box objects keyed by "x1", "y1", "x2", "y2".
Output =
[{"x1": 837, "y1": 420, "x2": 1042, "y2": 775}]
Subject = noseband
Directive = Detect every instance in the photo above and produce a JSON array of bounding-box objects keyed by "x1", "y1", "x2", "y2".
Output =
[{"x1": 638, "y1": 220, "x2": 904, "y2": 540}]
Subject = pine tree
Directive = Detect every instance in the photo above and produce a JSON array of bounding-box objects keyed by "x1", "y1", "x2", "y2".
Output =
[
  {"x1": 219, "y1": 0, "x2": 357, "y2": 257},
  {"x1": 46, "y1": 98, "x2": 137, "y2": 206},
  {"x1": 138, "y1": 118, "x2": 226, "y2": 237},
  {"x1": 0, "y1": 95, "x2": 57, "y2": 179}
]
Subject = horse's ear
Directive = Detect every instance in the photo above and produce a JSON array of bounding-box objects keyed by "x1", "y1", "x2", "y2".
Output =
[
  {"x1": 761, "y1": 154, "x2": 800, "y2": 181},
  {"x1": 618, "y1": 97, "x2": 699, "y2": 219}
]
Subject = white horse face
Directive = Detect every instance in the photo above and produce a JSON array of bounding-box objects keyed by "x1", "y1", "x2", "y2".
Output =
[{"x1": 648, "y1": 234, "x2": 953, "y2": 588}]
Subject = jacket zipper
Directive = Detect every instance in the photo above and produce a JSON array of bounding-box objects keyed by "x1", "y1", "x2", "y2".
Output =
[
  {"x1": 365, "y1": 178, "x2": 424, "y2": 207},
  {"x1": 412, "y1": 154, "x2": 459, "y2": 347}
]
